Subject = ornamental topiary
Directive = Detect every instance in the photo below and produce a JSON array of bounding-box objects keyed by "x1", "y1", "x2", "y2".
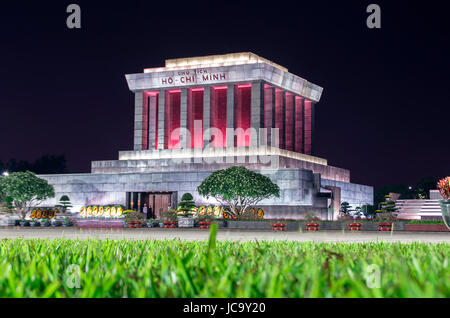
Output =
[{"x1": 177, "y1": 193, "x2": 196, "y2": 217}]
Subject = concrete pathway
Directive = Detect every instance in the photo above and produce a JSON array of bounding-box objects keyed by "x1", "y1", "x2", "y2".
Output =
[{"x1": 0, "y1": 227, "x2": 449, "y2": 243}]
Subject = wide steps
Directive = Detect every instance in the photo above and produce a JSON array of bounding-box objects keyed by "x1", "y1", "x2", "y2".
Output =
[{"x1": 395, "y1": 199, "x2": 442, "y2": 220}]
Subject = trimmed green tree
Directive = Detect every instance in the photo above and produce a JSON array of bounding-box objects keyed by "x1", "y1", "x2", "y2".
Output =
[
  {"x1": 177, "y1": 193, "x2": 196, "y2": 217},
  {"x1": 340, "y1": 202, "x2": 352, "y2": 215},
  {"x1": 0, "y1": 171, "x2": 55, "y2": 219},
  {"x1": 56, "y1": 195, "x2": 73, "y2": 213},
  {"x1": 197, "y1": 166, "x2": 280, "y2": 216}
]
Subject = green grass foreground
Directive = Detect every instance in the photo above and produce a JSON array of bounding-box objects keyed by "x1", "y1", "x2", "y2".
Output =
[{"x1": 0, "y1": 233, "x2": 449, "y2": 297}]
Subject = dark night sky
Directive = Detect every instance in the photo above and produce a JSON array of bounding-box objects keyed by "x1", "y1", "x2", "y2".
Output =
[{"x1": 0, "y1": 1, "x2": 448, "y2": 189}]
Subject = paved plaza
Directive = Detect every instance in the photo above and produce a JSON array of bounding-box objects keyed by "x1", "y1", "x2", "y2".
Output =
[{"x1": 0, "y1": 227, "x2": 449, "y2": 243}]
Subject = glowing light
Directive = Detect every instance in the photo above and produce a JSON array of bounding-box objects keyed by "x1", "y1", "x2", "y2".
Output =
[
  {"x1": 144, "y1": 52, "x2": 288, "y2": 73},
  {"x1": 2, "y1": 172, "x2": 9, "y2": 177}
]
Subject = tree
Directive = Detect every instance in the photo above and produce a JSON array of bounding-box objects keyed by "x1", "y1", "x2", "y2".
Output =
[
  {"x1": 197, "y1": 166, "x2": 280, "y2": 216},
  {"x1": 177, "y1": 193, "x2": 196, "y2": 217},
  {"x1": 340, "y1": 202, "x2": 352, "y2": 216},
  {"x1": 0, "y1": 171, "x2": 55, "y2": 219},
  {"x1": 361, "y1": 204, "x2": 377, "y2": 219},
  {"x1": 56, "y1": 195, "x2": 73, "y2": 213},
  {"x1": 414, "y1": 177, "x2": 438, "y2": 199},
  {"x1": 0, "y1": 154, "x2": 67, "y2": 174}
]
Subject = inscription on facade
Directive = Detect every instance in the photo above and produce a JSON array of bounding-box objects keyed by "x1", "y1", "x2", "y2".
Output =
[{"x1": 161, "y1": 69, "x2": 227, "y2": 86}]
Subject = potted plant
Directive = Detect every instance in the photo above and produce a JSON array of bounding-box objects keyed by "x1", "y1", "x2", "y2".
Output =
[
  {"x1": 51, "y1": 218, "x2": 61, "y2": 227},
  {"x1": 437, "y1": 177, "x2": 450, "y2": 229},
  {"x1": 376, "y1": 199, "x2": 398, "y2": 231},
  {"x1": 376, "y1": 211, "x2": 396, "y2": 231},
  {"x1": 146, "y1": 218, "x2": 156, "y2": 228},
  {"x1": 55, "y1": 195, "x2": 73, "y2": 214},
  {"x1": 124, "y1": 211, "x2": 144, "y2": 228},
  {"x1": 305, "y1": 212, "x2": 320, "y2": 231},
  {"x1": 197, "y1": 214, "x2": 215, "y2": 229},
  {"x1": 177, "y1": 193, "x2": 196, "y2": 228},
  {"x1": 40, "y1": 218, "x2": 50, "y2": 227},
  {"x1": 272, "y1": 222, "x2": 286, "y2": 231},
  {"x1": 162, "y1": 209, "x2": 178, "y2": 228},
  {"x1": 62, "y1": 216, "x2": 73, "y2": 227},
  {"x1": 29, "y1": 218, "x2": 39, "y2": 227},
  {"x1": 347, "y1": 222, "x2": 362, "y2": 231}
]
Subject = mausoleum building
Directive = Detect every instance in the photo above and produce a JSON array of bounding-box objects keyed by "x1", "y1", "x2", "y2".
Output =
[{"x1": 39, "y1": 53, "x2": 373, "y2": 219}]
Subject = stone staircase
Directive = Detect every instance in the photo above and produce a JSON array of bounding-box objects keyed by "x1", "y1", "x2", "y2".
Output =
[{"x1": 396, "y1": 199, "x2": 443, "y2": 220}]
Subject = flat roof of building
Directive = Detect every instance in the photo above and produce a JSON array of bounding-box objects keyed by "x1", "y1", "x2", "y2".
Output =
[{"x1": 125, "y1": 52, "x2": 323, "y2": 102}]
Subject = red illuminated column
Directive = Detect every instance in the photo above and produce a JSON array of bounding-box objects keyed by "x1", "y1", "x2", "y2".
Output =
[
  {"x1": 187, "y1": 87, "x2": 204, "y2": 148},
  {"x1": 294, "y1": 96, "x2": 304, "y2": 153},
  {"x1": 203, "y1": 87, "x2": 211, "y2": 148},
  {"x1": 165, "y1": 89, "x2": 181, "y2": 149},
  {"x1": 234, "y1": 83, "x2": 251, "y2": 147},
  {"x1": 226, "y1": 84, "x2": 234, "y2": 148},
  {"x1": 304, "y1": 100, "x2": 312, "y2": 155},
  {"x1": 284, "y1": 92, "x2": 294, "y2": 151},
  {"x1": 210, "y1": 86, "x2": 227, "y2": 148},
  {"x1": 274, "y1": 89, "x2": 285, "y2": 149}
]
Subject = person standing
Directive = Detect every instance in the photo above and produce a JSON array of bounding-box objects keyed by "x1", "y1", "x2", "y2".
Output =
[{"x1": 143, "y1": 204, "x2": 148, "y2": 220}]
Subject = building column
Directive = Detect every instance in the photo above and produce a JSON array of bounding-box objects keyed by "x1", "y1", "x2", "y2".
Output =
[
  {"x1": 250, "y1": 81, "x2": 263, "y2": 148},
  {"x1": 226, "y1": 84, "x2": 234, "y2": 148},
  {"x1": 180, "y1": 88, "x2": 188, "y2": 149},
  {"x1": 133, "y1": 92, "x2": 144, "y2": 151},
  {"x1": 294, "y1": 96, "x2": 304, "y2": 153},
  {"x1": 311, "y1": 102, "x2": 315, "y2": 156},
  {"x1": 271, "y1": 87, "x2": 276, "y2": 147},
  {"x1": 157, "y1": 89, "x2": 166, "y2": 150},
  {"x1": 203, "y1": 86, "x2": 211, "y2": 148},
  {"x1": 282, "y1": 91, "x2": 286, "y2": 150},
  {"x1": 148, "y1": 92, "x2": 158, "y2": 150}
]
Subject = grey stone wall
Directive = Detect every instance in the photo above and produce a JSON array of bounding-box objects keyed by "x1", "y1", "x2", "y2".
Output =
[
  {"x1": 38, "y1": 168, "x2": 321, "y2": 217},
  {"x1": 321, "y1": 179, "x2": 374, "y2": 208},
  {"x1": 91, "y1": 155, "x2": 350, "y2": 183}
]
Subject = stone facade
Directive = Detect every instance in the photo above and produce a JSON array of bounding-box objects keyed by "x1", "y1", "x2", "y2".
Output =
[{"x1": 36, "y1": 53, "x2": 373, "y2": 220}]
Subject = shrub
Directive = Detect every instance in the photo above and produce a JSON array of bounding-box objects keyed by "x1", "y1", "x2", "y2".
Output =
[
  {"x1": 123, "y1": 211, "x2": 144, "y2": 222},
  {"x1": 56, "y1": 195, "x2": 72, "y2": 213},
  {"x1": 177, "y1": 193, "x2": 196, "y2": 217},
  {"x1": 437, "y1": 177, "x2": 450, "y2": 200},
  {"x1": 162, "y1": 209, "x2": 178, "y2": 221}
]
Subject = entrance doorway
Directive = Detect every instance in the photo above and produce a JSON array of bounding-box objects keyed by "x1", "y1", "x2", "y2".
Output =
[{"x1": 126, "y1": 192, "x2": 173, "y2": 219}]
